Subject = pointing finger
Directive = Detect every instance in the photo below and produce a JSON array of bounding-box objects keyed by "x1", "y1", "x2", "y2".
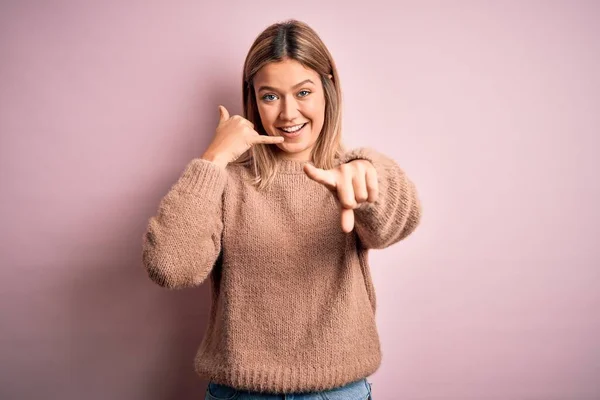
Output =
[{"x1": 341, "y1": 208, "x2": 355, "y2": 233}]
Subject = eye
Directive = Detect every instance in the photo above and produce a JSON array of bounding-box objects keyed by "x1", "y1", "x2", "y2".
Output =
[
  {"x1": 298, "y1": 90, "x2": 311, "y2": 97},
  {"x1": 261, "y1": 93, "x2": 278, "y2": 102}
]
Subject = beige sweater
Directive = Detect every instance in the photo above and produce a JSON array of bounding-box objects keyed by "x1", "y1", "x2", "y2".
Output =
[{"x1": 142, "y1": 147, "x2": 421, "y2": 394}]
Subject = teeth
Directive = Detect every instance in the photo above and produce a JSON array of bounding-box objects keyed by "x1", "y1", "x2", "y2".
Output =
[{"x1": 281, "y1": 124, "x2": 304, "y2": 133}]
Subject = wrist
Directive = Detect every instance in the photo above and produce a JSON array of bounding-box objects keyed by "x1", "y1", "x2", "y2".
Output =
[{"x1": 201, "y1": 152, "x2": 229, "y2": 169}]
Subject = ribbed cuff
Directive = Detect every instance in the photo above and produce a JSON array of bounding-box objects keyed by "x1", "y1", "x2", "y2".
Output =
[
  {"x1": 338, "y1": 147, "x2": 390, "y2": 167},
  {"x1": 172, "y1": 158, "x2": 228, "y2": 197}
]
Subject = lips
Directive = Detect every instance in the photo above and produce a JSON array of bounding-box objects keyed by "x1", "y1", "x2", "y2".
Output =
[
  {"x1": 277, "y1": 123, "x2": 307, "y2": 133},
  {"x1": 277, "y1": 123, "x2": 307, "y2": 139}
]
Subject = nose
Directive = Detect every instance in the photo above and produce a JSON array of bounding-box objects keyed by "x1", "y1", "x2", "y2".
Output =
[{"x1": 279, "y1": 95, "x2": 300, "y2": 121}]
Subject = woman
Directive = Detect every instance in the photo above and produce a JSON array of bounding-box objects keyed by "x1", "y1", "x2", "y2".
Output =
[{"x1": 142, "y1": 19, "x2": 421, "y2": 400}]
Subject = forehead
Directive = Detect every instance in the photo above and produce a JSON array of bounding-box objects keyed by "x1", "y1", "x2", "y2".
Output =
[{"x1": 254, "y1": 59, "x2": 320, "y2": 88}]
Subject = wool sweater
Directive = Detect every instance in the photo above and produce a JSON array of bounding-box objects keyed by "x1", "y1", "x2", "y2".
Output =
[{"x1": 142, "y1": 147, "x2": 421, "y2": 394}]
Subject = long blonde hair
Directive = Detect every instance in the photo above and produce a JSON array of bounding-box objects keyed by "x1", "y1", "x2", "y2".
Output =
[{"x1": 232, "y1": 19, "x2": 345, "y2": 190}]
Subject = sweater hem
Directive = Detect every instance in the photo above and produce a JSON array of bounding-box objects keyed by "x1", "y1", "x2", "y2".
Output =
[{"x1": 194, "y1": 354, "x2": 382, "y2": 394}]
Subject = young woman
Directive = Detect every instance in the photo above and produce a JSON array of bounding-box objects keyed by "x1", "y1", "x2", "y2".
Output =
[{"x1": 142, "y1": 19, "x2": 421, "y2": 400}]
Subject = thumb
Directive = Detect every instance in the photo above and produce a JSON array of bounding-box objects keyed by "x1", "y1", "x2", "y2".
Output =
[
  {"x1": 303, "y1": 163, "x2": 337, "y2": 190},
  {"x1": 218, "y1": 105, "x2": 230, "y2": 122}
]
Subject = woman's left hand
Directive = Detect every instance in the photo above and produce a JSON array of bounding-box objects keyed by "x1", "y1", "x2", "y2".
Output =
[{"x1": 304, "y1": 160, "x2": 379, "y2": 233}]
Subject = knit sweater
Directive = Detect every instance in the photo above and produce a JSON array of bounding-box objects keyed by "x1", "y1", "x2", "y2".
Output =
[{"x1": 142, "y1": 147, "x2": 421, "y2": 394}]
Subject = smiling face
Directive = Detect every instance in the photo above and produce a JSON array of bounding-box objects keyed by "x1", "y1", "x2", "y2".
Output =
[{"x1": 253, "y1": 58, "x2": 326, "y2": 161}]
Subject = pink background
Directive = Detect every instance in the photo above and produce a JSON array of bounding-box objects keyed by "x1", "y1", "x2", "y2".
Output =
[{"x1": 1, "y1": 1, "x2": 599, "y2": 399}]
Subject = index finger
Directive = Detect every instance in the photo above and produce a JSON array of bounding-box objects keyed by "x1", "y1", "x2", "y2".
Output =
[
  {"x1": 341, "y1": 208, "x2": 355, "y2": 233},
  {"x1": 252, "y1": 134, "x2": 285, "y2": 145}
]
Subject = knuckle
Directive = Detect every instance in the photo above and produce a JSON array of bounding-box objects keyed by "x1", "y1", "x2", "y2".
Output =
[
  {"x1": 340, "y1": 163, "x2": 351, "y2": 172},
  {"x1": 353, "y1": 160, "x2": 365, "y2": 171},
  {"x1": 356, "y1": 193, "x2": 368, "y2": 202},
  {"x1": 341, "y1": 196, "x2": 357, "y2": 208}
]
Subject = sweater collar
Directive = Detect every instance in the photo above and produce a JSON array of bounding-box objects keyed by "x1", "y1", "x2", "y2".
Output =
[{"x1": 276, "y1": 158, "x2": 314, "y2": 175}]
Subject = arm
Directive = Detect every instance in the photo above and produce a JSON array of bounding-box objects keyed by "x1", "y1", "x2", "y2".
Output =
[
  {"x1": 339, "y1": 147, "x2": 422, "y2": 249},
  {"x1": 142, "y1": 158, "x2": 227, "y2": 289}
]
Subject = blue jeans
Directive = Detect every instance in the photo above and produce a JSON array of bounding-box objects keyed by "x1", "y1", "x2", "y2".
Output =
[{"x1": 205, "y1": 377, "x2": 373, "y2": 400}]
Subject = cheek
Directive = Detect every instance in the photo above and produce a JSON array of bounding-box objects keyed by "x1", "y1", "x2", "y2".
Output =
[
  {"x1": 305, "y1": 101, "x2": 325, "y2": 129},
  {"x1": 303, "y1": 100, "x2": 325, "y2": 121},
  {"x1": 257, "y1": 104, "x2": 277, "y2": 126}
]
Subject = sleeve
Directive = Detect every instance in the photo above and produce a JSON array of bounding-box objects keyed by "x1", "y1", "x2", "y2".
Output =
[
  {"x1": 142, "y1": 158, "x2": 227, "y2": 289},
  {"x1": 338, "y1": 147, "x2": 422, "y2": 249}
]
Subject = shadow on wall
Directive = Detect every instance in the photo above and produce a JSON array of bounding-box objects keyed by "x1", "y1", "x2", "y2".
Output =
[
  {"x1": 64, "y1": 176, "x2": 214, "y2": 399},
  {"x1": 65, "y1": 78, "x2": 241, "y2": 399}
]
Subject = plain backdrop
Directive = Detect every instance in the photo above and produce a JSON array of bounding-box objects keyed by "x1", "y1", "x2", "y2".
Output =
[{"x1": 1, "y1": 1, "x2": 599, "y2": 399}]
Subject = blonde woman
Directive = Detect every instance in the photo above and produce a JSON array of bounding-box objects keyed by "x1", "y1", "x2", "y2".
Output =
[{"x1": 142, "y1": 19, "x2": 421, "y2": 400}]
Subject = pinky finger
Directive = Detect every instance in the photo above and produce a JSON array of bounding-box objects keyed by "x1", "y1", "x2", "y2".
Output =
[{"x1": 365, "y1": 166, "x2": 379, "y2": 203}]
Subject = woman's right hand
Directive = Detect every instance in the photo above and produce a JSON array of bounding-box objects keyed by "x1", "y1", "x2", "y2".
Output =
[{"x1": 201, "y1": 105, "x2": 284, "y2": 168}]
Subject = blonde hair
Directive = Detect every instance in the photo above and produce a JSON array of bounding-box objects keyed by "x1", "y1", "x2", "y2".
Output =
[{"x1": 232, "y1": 19, "x2": 345, "y2": 190}]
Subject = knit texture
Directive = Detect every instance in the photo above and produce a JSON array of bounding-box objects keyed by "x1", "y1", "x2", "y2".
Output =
[{"x1": 142, "y1": 147, "x2": 421, "y2": 394}]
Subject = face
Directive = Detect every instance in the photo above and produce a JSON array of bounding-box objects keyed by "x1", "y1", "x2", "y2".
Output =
[{"x1": 253, "y1": 58, "x2": 326, "y2": 161}]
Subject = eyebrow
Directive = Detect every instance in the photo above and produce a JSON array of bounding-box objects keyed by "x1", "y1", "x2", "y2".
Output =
[{"x1": 257, "y1": 79, "x2": 315, "y2": 93}]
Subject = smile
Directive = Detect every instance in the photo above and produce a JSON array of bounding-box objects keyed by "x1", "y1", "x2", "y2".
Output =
[{"x1": 277, "y1": 123, "x2": 307, "y2": 133}]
